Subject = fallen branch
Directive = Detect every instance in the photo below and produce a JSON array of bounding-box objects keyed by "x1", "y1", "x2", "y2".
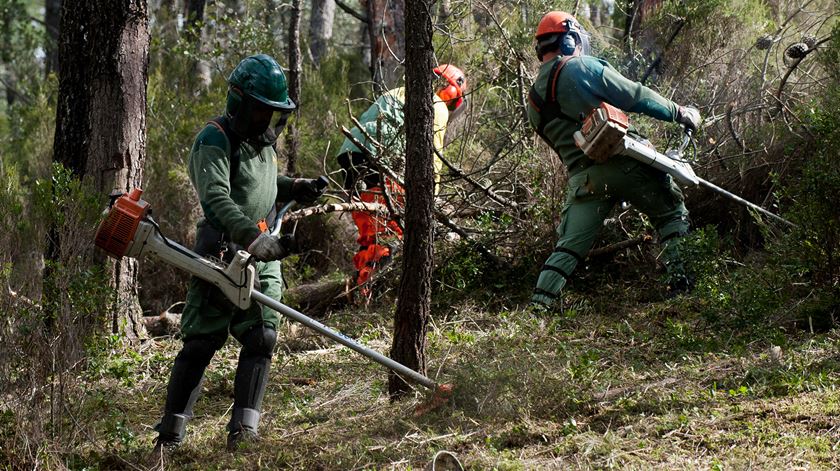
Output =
[
  {"x1": 434, "y1": 148, "x2": 519, "y2": 210},
  {"x1": 284, "y1": 202, "x2": 388, "y2": 221}
]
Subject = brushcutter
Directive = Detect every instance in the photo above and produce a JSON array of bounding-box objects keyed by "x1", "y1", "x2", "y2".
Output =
[
  {"x1": 574, "y1": 103, "x2": 794, "y2": 226},
  {"x1": 94, "y1": 184, "x2": 452, "y2": 409}
]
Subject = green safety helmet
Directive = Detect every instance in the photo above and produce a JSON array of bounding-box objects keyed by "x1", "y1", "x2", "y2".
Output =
[{"x1": 226, "y1": 54, "x2": 296, "y2": 140}]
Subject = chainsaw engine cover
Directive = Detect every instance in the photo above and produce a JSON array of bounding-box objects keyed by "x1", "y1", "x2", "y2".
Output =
[
  {"x1": 95, "y1": 189, "x2": 150, "y2": 259},
  {"x1": 573, "y1": 102, "x2": 629, "y2": 163}
]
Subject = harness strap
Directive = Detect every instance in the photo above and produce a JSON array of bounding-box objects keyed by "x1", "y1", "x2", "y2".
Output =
[
  {"x1": 207, "y1": 117, "x2": 242, "y2": 181},
  {"x1": 528, "y1": 56, "x2": 579, "y2": 143}
]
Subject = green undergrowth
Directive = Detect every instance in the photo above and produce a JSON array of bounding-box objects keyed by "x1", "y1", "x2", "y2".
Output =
[{"x1": 41, "y1": 234, "x2": 840, "y2": 469}]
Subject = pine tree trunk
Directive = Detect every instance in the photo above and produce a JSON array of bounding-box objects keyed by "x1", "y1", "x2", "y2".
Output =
[
  {"x1": 44, "y1": 0, "x2": 61, "y2": 77},
  {"x1": 364, "y1": 0, "x2": 405, "y2": 90},
  {"x1": 308, "y1": 0, "x2": 336, "y2": 67},
  {"x1": 52, "y1": 0, "x2": 149, "y2": 342},
  {"x1": 388, "y1": 0, "x2": 434, "y2": 399},
  {"x1": 285, "y1": 0, "x2": 302, "y2": 174}
]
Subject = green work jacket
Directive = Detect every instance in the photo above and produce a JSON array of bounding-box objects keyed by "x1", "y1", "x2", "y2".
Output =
[
  {"x1": 337, "y1": 87, "x2": 449, "y2": 179},
  {"x1": 528, "y1": 55, "x2": 680, "y2": 172},
  {"x1": 187, "y1": 122, "x2": 294, "y2": 247}
]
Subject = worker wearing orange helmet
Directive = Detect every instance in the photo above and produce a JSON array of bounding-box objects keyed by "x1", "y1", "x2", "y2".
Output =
[
  {"x1": 528, "y1": 11, "x2": 702, "y2": 309},
  {"x1": 337, "y1": 65, "x2": 467, "y2": 300}
]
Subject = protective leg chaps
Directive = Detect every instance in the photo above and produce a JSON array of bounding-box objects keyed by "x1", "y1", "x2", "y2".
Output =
[
  {"x1": 155, "y1": 337, "x2": 220, "y2": 445},
  {"x1": 227, "y1": 325, "x2": 277, "y2": 450}
]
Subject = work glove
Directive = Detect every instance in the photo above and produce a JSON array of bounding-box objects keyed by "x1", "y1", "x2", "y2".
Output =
[
  {"x1": 291, "y1": 177, "x2": 327, "y2": 204},
  {"x1": 675, "y1": 106, "x2": 701, "y2": 133},
  {"x1": 246, "y1": 232, "x2": 295, "y2": 262}
]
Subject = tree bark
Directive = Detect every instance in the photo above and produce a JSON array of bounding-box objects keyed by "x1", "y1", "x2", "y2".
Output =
[
  {"x1": 285, "y1": 0, "x2": 302, "y2": 174},
  {"x1": 51, "y1": 0, "x2": 149, "y2": 341},
  {"x1": 44, "y1": 0, "x2": 61, "y2": 77},
  {"x1": 388, "y1": 0, "x2": 434, "y2": 399},
  {"x1": 364, "y1": 0, "x2": 405, "y2": 90},
  {"x1": 309, "y1": 0, "x2": 336, "y2": 67}
]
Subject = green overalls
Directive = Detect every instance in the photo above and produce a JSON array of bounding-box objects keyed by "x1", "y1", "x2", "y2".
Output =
[
  {"x1": 528, "y1": 55, "x2": 690, "y2": 307},
  {"x1": 182, "y1": 121, "x2": 295, "y2": 342}
]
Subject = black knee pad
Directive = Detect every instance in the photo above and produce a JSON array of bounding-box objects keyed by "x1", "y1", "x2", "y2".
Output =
[
  {"x1": 240, "y1": 326, "x2": 277, "y2": 358},
  {"x1": 178, "y1": 337, "x2": 223, "y2": 367}
]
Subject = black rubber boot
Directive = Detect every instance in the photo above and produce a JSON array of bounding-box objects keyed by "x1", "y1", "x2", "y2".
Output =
[{"x1": 227, "y1": 326, "x2": 276, "y2": 451}]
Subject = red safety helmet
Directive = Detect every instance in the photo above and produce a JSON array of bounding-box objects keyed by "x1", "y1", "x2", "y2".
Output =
[{"x1": 434, "y1": 64, "x2": 467, "y2": 111}]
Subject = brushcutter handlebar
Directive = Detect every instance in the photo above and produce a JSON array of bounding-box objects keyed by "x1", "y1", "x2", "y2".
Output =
[{"x1": 270, "y1": 176, "x2": 328, "y2": 237}]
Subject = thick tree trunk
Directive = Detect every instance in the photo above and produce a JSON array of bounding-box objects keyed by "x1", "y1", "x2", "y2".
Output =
[
  {"x1": 44, "y1": 0, "x2": 61, "y2": 77},
  {"x1": 309, "y1": 0, "x2": 336, "y2": 67},
  {"x1": 285, "y1": 0, "x2": 302, "y2": 174},
  {"x1": 52, "y1": 0, "x2": 149, "y2": 341},
  {"x1": 388, "y1": 0, "x2": 434, "y2": 399},
  {"x1": 364, "y1": 0, "x2": 405, "y2": 90}
]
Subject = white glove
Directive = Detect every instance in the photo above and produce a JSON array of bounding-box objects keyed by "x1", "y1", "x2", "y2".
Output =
[
  {"x1": 676, "y1": 106, "x2": 701, "y2": 133},
  {"x1": 247, "y1": 232, "x2": 289, "y2": 262}
]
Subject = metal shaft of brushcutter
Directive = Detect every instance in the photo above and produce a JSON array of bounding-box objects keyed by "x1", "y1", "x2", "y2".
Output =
[
  {"x1": 621, "y1": 130, "x2": 794, "y2": 227},
  {"x1": 250, "y1": 289, "x2": 437, "y2": 389},
  {"x1": 680, "y1": 131, "x2": 794, "y2": 227}
]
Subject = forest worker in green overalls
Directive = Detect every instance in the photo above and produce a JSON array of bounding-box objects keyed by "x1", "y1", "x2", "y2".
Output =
[
  {"x1": 527, "y1": 11, "x2": 702, "y2": 309},
  {"x1": 153, "y1": 54, "x2": 325, "y2": 453}
]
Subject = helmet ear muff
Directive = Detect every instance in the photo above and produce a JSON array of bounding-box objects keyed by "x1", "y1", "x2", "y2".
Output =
[{"x1": 560, "y1": 33, "x2": 578, "y2": 56}]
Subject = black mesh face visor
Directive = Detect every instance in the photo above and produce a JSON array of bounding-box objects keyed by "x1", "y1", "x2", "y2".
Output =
[{"x1": 231, "y1": 92, "x2": 287, "y2": 139}]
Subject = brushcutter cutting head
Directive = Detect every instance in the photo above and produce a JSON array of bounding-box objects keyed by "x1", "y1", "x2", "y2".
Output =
[
  {"x1": 413, "y1": 383, "x2": 455, "y2": 417},
  {"x1": 94, "y1": 188, "x2": 150, "y2": 259}
]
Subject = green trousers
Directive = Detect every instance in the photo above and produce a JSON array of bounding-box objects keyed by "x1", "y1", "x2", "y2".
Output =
[
  {"x1": 532, "y1": 155, "x2": 690, "y2": 307},
  {"x1": 180, "y1": 260, "x2": 284, "y2": 343}
]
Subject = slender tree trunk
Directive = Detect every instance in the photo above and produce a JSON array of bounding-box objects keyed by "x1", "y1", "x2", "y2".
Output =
[
  {"x1": 437, "y1": 0, "x2": 450, "y2": 31},
  {"x1": 389, "y1": 0, "x2": 434, "y2": 399},
  {"x1": 51, "y1": 0, "x2": 150, "y2": 342},
  {"x1": 623, "y1": 0, "x2": 639, "y2": 47},
  {"x1": 45, "y1": 0, "x2": 61, "y2": 77},
  {"x1": 364, "y1": 0, "x2": 405, "y2": 90},
  {"x1": 309, "y1": 0, "x2": 336, "y2": 67},
  {"x1": 184, "y1": 0, "x2": 206, "y2": 42},
  {"x1": 285, "y1": 0, "x2": 302, "y2": 174}
]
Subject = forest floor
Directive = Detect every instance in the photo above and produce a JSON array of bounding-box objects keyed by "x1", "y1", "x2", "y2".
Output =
[{"x1": 73, "y1": 261, "x2": 840, "y2": 470}]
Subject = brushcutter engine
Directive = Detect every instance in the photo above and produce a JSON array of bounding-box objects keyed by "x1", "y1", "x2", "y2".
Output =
[{"x1": 95, "y1": 189, "x2": 255, "y2": 309}]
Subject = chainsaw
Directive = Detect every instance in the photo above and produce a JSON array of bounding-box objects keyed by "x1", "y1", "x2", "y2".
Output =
[
  {"x1": 573, "y1": 102, "x2": 793, "y2": 226},
  {"x1": 94, "y1": 185, "x2": 452, "y2": 403}
]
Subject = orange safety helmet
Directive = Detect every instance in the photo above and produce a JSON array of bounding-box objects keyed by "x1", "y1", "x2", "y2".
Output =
[
  {"x1": 534, "y1": 11, "x2": 590, "y2": 60},
  {"x1": 535, "y1": 11, "x2": 577, "y2": 39},
  {"x1": 434, "y1": 64, "x2": 467, "y2": 111}
]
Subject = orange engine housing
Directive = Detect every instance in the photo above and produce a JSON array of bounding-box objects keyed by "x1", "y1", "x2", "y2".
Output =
[{"x1": 94, "y1": 188, "x2": 150, "y2": 259}]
